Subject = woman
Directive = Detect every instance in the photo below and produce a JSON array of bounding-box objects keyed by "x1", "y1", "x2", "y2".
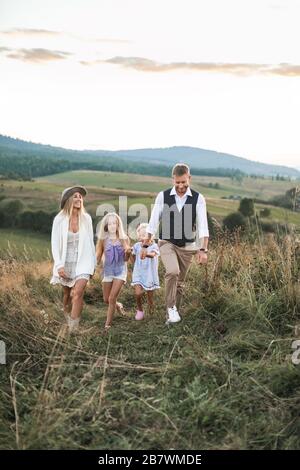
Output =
[{"x1": 50, "y1": 186, "x2": 96, "y2": 332}]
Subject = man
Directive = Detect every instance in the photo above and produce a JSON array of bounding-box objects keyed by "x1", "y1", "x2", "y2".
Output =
[{"x1": 143, "y1": 163, "x2": 209, "y2": 324}]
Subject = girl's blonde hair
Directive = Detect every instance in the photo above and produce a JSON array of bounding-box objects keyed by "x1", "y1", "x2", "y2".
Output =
[
  {"x1": 97, "y1": 212, "x2": 127, "y2": 241},
  {"x1": 136, "y1": 222, "x2": 153, "y2": 240},
  {"x1": 61, "y1": 192, "x2": 86, "y2": 220},
  {"x1": 96, "y1": 213, "x2": 128, "y2": 260}
]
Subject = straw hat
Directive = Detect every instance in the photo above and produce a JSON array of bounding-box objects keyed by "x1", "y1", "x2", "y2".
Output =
[{"x1": 60, "y1": 186, "x2": 87, "y2": 209}]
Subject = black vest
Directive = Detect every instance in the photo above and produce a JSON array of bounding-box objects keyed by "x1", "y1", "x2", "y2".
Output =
[{"x1": 159, "y1": 188, "x2": 198, "y2": 247}]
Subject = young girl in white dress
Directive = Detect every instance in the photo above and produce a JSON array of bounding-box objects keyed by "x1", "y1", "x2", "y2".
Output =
[{"x1": 131, "y1": 223, "x2": 160, "y2": 320}]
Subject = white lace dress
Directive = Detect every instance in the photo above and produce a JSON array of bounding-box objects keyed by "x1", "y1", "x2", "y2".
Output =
[{"x1": 50, "y1": 231, "x2": 90, "y2": 287}]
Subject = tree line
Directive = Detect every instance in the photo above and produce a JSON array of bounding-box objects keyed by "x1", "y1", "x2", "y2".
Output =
[{"x1": 0, "y1": 146, "x2": 246, "y2": 180}]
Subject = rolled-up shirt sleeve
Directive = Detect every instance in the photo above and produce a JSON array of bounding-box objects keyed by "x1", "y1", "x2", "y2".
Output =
[
  {"x1": 147, "y1": 191, "x2": 164, "y2": 236},
  {"x1": 196, "y1": 194, "x2": 209, "y2": 238}
]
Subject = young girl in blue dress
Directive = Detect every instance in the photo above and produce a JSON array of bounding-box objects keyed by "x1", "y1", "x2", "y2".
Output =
[
  {"x1": 96, "y1": 212, "x2": 131, "y2": 331},
  {"x1": 131, "y1": 223, "x2": 160, "y2": 320}
]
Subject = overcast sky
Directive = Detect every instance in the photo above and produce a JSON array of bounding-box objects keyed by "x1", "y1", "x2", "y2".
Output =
[{"x1": 1, "y1": 0, "x2": 300, "y2": 168}]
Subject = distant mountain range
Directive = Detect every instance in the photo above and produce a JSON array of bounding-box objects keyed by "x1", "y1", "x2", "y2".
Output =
[
  {"x1": 88, "y1": 146, "x2": 299, "y2": 178},
  {"x1": 0, "y1": 134, "x2": 299, "y2": 178}
]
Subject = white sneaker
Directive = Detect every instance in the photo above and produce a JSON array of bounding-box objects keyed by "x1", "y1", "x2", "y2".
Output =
[{"x1": 166, "y1": 306, "x2": 181, "y2": 324}]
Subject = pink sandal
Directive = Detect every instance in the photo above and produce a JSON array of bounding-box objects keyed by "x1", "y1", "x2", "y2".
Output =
[{"x1": 135, "y1": 310, "x2": 144, "y2": 321}]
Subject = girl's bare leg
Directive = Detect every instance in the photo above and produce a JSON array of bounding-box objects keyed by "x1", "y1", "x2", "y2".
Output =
[
  {"x1": 134, "y1": 285, "x2": 144, "y2": 311},
  {"x1": 102, "y1": 281, "x2": 113, "y2": 305},
  {"x1": 103, "y1": 282, "x2": 125, "y2": 316},
  {"x1": 105, "y1": 279, "x2": 125, "y2": 327},
  {"x1": 146, "y1": 290, "x2": 154, "y2": 314}
]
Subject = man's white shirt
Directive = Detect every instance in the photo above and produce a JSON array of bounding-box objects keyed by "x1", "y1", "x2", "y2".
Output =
[{"x1": 147, "y1": 186, "x2": 209, "y2": 250}]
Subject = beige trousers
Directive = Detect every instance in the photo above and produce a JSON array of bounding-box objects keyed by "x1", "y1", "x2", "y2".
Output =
[{"x1": 158, "y1": 240, "x2": 196, "y2": 310}]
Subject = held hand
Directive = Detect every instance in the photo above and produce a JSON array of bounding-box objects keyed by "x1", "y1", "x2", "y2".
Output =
[
  {"x1": 58, "y1": 267, "x2": 68, "y2": 279},
  {"x1": 140, "y1": 248, "x2": 147, "y2": 260},
  {"x1": 196, "y1": 251, "x2": 208, "y2": 265},
  {"x1": 124, "y1": 246, "x2": 132, "y2": 261}
]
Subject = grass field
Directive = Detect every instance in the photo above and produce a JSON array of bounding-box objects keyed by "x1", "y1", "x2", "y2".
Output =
[
  {"x1": 1, "y1": 171, "x2": 300, "y2": 228},
  {"x1": 1, "y1": 234, "x2": 300, "y2": 449},
  {"x1": 0, "y1": 229, "x2": 50, "y2": 261},
  {"x1": 37, "y1": 170, "x2": 299, "y2": 199},
  {"x1": 38, "y1": 171, "x2": 167, "y2": 194}
]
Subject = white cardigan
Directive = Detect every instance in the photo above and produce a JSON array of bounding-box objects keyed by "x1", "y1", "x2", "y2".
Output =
[{"x1": 51, "y1": 211, "x2": 97, "y2": 277}]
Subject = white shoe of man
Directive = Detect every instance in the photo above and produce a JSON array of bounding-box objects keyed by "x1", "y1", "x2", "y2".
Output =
[{"x1": 166, "y1": 305, "x2": 181, "y2": 324}]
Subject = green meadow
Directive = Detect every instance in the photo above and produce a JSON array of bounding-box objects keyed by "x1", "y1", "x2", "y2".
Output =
[
  {"x1": 1, "y1": 170, "x2": 300, "y2": 227},
  {"x1": 37, "y1": 169, "x2": 298, "y2": 199},
  {"x1": 0, "y1": 229, "x2": 50, "y2": 261}
]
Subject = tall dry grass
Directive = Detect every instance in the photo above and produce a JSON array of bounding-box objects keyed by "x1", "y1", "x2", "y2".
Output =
[{"x1": 0, "y1": 231, "x2": 300, "y2": 449}]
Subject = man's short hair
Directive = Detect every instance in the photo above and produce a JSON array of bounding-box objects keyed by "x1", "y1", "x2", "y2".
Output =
[{"x1": 172, "y1": 163, "x2": 190, "y2": 177}]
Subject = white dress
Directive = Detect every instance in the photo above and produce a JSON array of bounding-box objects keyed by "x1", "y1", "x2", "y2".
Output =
[
  {"x1": 131, "y1": 242, "x2": 160, "y2": 290},
  {"x1": 50, "y1": 231, "x2": 90, "y2": 287}
]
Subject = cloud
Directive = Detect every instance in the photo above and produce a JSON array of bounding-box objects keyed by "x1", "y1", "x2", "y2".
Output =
[
  {"x1": 0, "y1": 28, "x2": 132, "y2": 44},
  {"x1": 94, "y1": 37, "x2": 132, "y2": 44},
  {"x1": 80, "y1": 59, "x2": 102, "y2": 66},
  {"x1": 0, "y1": 47, "x2": 12, "y2": 53},
  {"x1": 5, "y1": 48, "x2": 72, "y2": 63},
  {"x1": 270, "y1": 63, "x2": 300, "y2": 76},
  {"x1": 0, "y1": 28, "x2": 61, "y2": 36},
  {"x1": 82, "y1": 56, "x2": 300, "y2": 77}
]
